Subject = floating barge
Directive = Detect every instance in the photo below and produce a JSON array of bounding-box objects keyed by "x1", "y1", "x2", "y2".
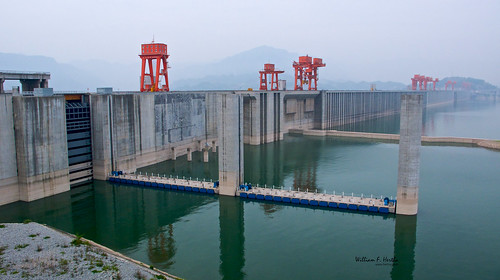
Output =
[
  {"x1": 238, "y1": 187, "x2": 395, "y2": 213},
  {"x1": 108, "y1": 173, "x2": 218, "y2": 194},
  {"x1": 107, "y1": 173, "x2": 396, "y2": 214}
]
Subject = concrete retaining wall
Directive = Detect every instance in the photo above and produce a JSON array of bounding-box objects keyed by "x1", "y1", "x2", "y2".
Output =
[
  {"x1": 91, "y1": 92, "x2": 218, "y2": 179},
  {"x1": 0, "y1": 94, "x2": 19, "y2": 205},
  {"x1": 13, "y1": 95, "x2": 70, "y2": 202}
]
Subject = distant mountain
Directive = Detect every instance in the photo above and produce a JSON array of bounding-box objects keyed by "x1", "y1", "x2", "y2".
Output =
[
  {"x1": 3, "y1": 49, "x2": 495, "y2": 92},
  {"x1": 69, "y1": 59, "x2": 139, "y2": 91},
  {"x1": 0, "y1": 52, "x2": 105, "y2": 91},
  {"x1": 173, "y1": 45, "x2": 298, "y2": 80},
  {"x1": 171, "y1": 46, "x2": 407, "y2": 91}
]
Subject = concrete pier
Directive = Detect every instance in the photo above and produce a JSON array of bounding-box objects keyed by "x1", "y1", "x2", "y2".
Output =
[
  {"x1": 187, "y1": 148, "x2": 192, "y2": 161},
  {"x1": 218, "y1": 93, "x2": 244, "y2": 196},
  {"x1": 396, "y1": 94, "x2": 423, "y2": 215}
]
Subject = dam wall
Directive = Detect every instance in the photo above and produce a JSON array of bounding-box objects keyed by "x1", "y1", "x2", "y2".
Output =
[
  {"x1": 91, "y1": 92, "x2": 219, "y2": 180},
  {"x1": 0, "y1": 94, "x2": 19, "y2": 205},
  {"x1": 0, "y1": 89, "x2": 480, "y2": 205},
  {"x1": 242, "y1": 91, "x2": 284, "y2": 145},
  {"x1": 312, "y1": 91, "x2": 402, "y2": 130},
  {"x1": 13, "y1": 95, "x2": 70, "y2": 202}
]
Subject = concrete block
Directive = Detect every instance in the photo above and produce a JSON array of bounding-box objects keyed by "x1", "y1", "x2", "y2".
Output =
[
  {"x1": 97, "y1": 87, "x2": 113, "y2": 94},
  {"x1": 33, "y1": 88, "x2": 54, "y2": 96}
]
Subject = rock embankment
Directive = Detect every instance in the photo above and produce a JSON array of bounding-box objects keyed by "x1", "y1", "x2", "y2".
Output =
[{"x1": 0, "y1": 222, "x2": 178, "y2": 280}]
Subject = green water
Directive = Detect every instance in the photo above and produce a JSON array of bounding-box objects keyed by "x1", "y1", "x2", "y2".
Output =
[{"x1": 1, "y1": 101, "x2": 499, "y2": 280}]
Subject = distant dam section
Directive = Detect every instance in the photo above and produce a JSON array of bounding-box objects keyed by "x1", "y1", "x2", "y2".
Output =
[
  {"x1": 0, "y1": 89, "x2": 475, "y2": 206},
  {"x1": 290, "y1": 129, "x2": 500, "y2": 150}
]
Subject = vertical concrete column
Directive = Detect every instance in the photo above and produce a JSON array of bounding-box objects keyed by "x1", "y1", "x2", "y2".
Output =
[
  {"x1": 171, "y1": 147, "x2": 177, "y2": 160},
  {"x1": 212, "y1": 140, "x2": 217, "y2": 153},
  {"x1": 203, "y1": 149, "x2": 209, "y2": 163},
  {"x1": 187, "y1": 148, "x2": 192, "y2": 161},
  {"x1": 90, "y1": 94, "x2": 113, "y2": 180},
  {"x1": 396, "y1": 94, "x2": 423, "y2": 215},
  {"x1": 243, "y1": 96, "x2": 261, "y2": 145},
  {"x1": 218, "y1": 93, "x2": 244, "y2": 196},
  {"x1": 263, "y1": 92, "x2": 275, "y2": 143},
  {"x1": 314, "y1": 91, "x2": 327, "y2": 130},
  {"x1": 13, "y1": 95, "x2": 70, "y2": 202},
  {"x1": 276, "y1": 92, "x2": 284, "y2": 141},
  {"x1": 0, "y1": 78, "x2": 4, "y2": 93},
  {"x1": 0, "y1": 94, "x2": 19, "y2": 205}
]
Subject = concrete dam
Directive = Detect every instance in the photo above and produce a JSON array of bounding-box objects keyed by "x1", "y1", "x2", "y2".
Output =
[{"x1": 0, "y1": 89, "x2": 472, "y2": 207}]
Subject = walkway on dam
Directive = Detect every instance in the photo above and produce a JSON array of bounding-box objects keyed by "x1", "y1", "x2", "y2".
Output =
[
  {"x1": 107, "y1": 173, "x2": 396, "y2": 214},
  {"x1": 290, "y1": 129, "x2": 500, "y2": 151}
]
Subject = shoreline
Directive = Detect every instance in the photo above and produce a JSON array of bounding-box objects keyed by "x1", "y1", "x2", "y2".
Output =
[
  {"x1": 0, "y1": 222, "x2": 180, "y2": 280},
  {"x1": 289, "y1": 129, "x2": 500, "y2": 151}
]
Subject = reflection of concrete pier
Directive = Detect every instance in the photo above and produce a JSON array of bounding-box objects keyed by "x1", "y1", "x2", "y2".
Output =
[
  {"x1": 391, "y1": 215, "x2": 417, "y2": 280},
  {"x1": 219, "y1": 196, "x2": 245, "y2": 280}
]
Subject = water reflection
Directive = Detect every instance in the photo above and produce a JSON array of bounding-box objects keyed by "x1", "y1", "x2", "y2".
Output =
[
  {"x1": 139, "y1": 150, "x2": 219, "y2": 182},
  {"x1": 0, "y1": 181, "x2": 216, "y2": 270},
  {"x1": 219, "y1": 196, "x2": 245, "y2": 280},
  {"x1": 391, "y1": 215, "x2": 417, "y2": 280},
  {"x1": 147, "y1": 224, "x2": 176, "y2": 269}
]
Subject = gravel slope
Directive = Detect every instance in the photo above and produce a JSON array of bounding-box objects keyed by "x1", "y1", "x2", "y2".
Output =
[{"x1": 0, "y1": 222, "x2": 178, "y2": 280}]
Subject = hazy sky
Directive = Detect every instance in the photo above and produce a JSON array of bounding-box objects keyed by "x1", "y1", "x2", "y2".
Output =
[{"x1": 2, "y1": 0, "x2": 499, "y2": 85}]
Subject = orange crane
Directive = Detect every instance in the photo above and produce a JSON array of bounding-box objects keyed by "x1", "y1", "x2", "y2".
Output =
[
  {"x1": 445, "y1": 80, "x2": 456, "y2": 90},
  {"x1": 293, "y1": 56, "x2": 326, "y2": 90},
  {"x1": 139, "y1": 42, "x2": 169, "y2": 92},
  {"x1": 259, "y1": 63, "x2": 284, "y2": 90},
  {"x1": 411, "y1": 74, "x2": 438, "y2": 91}
]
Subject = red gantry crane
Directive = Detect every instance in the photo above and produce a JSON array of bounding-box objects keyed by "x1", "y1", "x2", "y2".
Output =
[
  {"x1": 139, "y1": 42, "x2": 169, "y2": 92},
  {"x1": 411, "y1": 74, "x2": 439, "y2": 91},
  {"x1": 445, "y1": 80, "x2": 456, "y2": 90},
  {"x1": 259, "y1": 63, "x2": 284, "y2": 90},
  {"x1": 293, "y1": 55, "x2": 326, "y2": 90}
]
